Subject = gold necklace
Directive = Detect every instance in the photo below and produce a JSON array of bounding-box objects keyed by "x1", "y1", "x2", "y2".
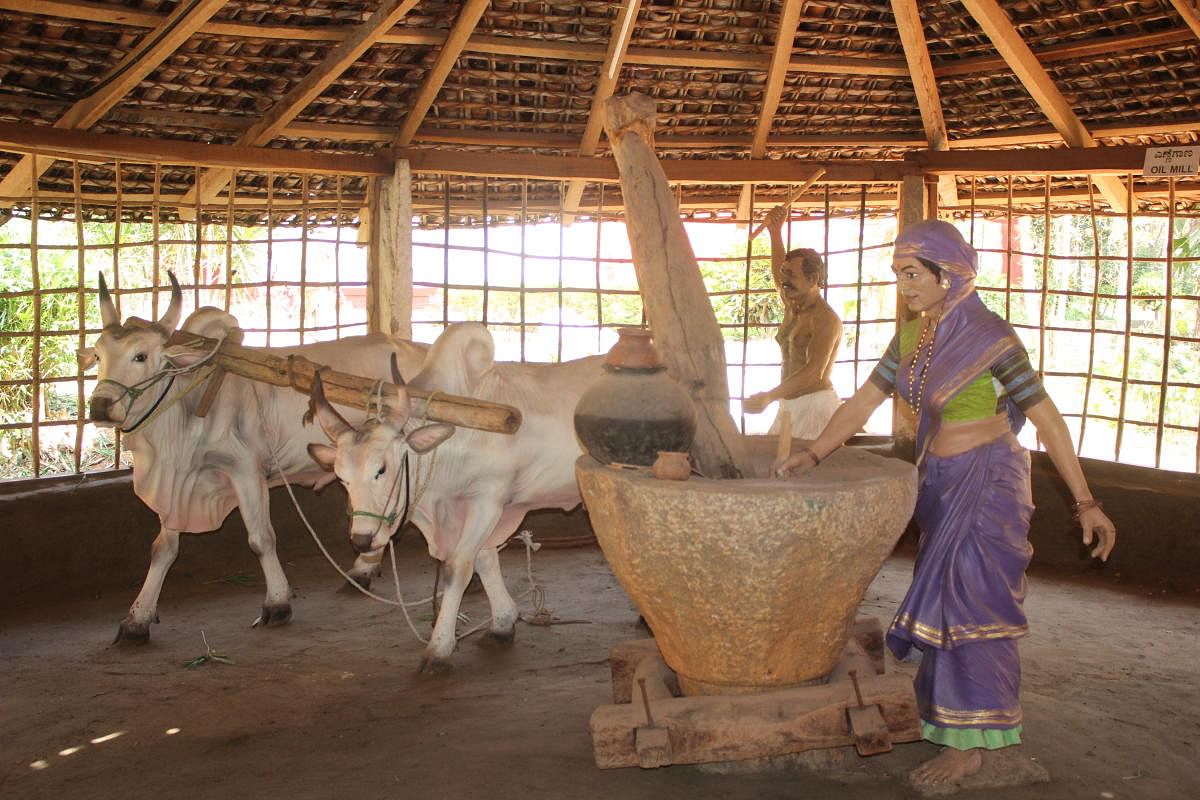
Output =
[{"x1": 907, "y1": 317, "x2": 938, "y2": 410}]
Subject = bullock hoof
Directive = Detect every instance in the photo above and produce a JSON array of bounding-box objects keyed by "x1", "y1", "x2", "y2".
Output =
[
  {"x1": 480, "y1": 628, "x2": 516, "y2": 648},
  {"x1": 339, "y1": 574, "x2": 372, "y2": 593},
  {"x1": 418, "y1": 656, "x2": 454, "y2": 675},
  {"x1": 113, "y1": 619, "x2": 151, "y2": 646},
  {"x1": 259, "y1": 604, "x2": 293, "y2": 627}
]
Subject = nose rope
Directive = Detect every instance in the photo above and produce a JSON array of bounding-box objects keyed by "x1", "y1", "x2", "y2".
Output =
[{"x1": 347, "y1": 451, "x2": 410, "y2": 530}]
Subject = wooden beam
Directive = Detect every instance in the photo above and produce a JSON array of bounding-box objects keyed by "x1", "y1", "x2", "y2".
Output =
[
  {"x1": 394, "y1": 0, "x2": 492, "y2": 147},
  {"x1": 890, "y1": 0, "x2": 957, "y2": 209},
  {"x1": 182, "y1": 0, "x2": 420, "y2": 208},
  {"x1": 0, "y1": 121, "x2": 391, "y2": 192},
  {"x1": 1170, "y1": 0, "x2": 1200, "y2": 42},
  {"x1": 959, "y1": 0, "x2": 1128, "y2": 211},
  {"x1": 0, "y1": 0, "x2": 227, "y2": 198},
  {"x1": 367, "y1": 159, "x2": 412, "y2": 338},
  {"x1": 395, "y1": 148, "x2": 910, "y2": 183},
  {"x1": 910, "y1": 144, "x2": 1148, "y2": 175},
  {"x1": 737, "y1": 0, "x2": 804, "y2": 222},
  {"x1": 563, "y1": 0, "x2": 642, "y2": 214}
]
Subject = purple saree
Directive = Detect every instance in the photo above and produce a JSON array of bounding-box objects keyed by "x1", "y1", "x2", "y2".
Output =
[{"x1": 884, "y1": 220, "x2": 1035, "y2": 747}]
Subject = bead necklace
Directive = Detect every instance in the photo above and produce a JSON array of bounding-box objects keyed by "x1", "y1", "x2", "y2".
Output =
[{"x1": 907, "y1": 316, "x2": 938, "y2": 410}]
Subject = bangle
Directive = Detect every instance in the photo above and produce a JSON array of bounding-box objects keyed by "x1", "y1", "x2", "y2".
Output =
[
  {"x1": 798, "y1": 446, "x2": 821, "y2": 466},
  {"x1": 1072, "y1": 499, "x2": 1102, "y2": 520}
]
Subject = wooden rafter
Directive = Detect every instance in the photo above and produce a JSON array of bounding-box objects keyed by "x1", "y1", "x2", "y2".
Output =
[
  {"x1": 959, "y1": 0, "x2": 1129, "y2": 212},
  {"x1": 180, "y1": 0, "x2": 420, "y2": 209},
  {"x1": 890, "y1": 0, "x2": 957, "y2": 209},
  {"x1": 393, "y1": 0, "x2": 492, "y2": 147},
  {"x1": 0, "y1": 0, "x2": 227, "y2": 199},
  {"x1": 563, "y1": 0, "x2": 642, "y2": 214},
  {"x1": 736, "y1": 0, "x2": 803, "y2": 224},
  {"x1": 8, "y1": 0, "x2": 1193, "y2": 80},
  {"x1": 1169, "y1": 0, "x2": 1200, "y2": 41}
]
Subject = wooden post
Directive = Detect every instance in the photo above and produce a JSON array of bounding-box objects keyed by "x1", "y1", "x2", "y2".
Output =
[
  {"x1": 368, "y1": 158, "x2": 413, "y2": 338},
  {"x1": 891, "y1": 173, "x2": 931, "y2": 458},
  {"x1": 602, "y1": 93, "x2": 753, "y2": 479}
]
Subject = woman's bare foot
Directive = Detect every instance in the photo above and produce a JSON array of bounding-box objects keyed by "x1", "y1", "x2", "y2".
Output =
[{"x1": 910, "y1": 747, "x2": 983, "y2": 785}]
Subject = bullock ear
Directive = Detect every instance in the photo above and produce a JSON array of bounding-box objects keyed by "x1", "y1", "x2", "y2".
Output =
[
  {"x1": 163, "y1": 345, "x2": 209, "y2": 368},
  {"x1": 307, "y1": 442, "x2": 337, "y2": 471},
  {"x1": 77, "y1": 347, "x2": 98, "y2": 371},
  {"x1": 405, "y1": 423, "x2": 454, "y2": 454}
]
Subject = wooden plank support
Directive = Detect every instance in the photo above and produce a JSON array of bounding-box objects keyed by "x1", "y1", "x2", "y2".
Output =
[
  {"x1": 602, "y1": 93, "x2": 753, "y2": 479},
  {"x1": 164, "y1": 330, "x2": 521, "y2": 434},
  {"x1": 590, "y1": 662, "x2": 920, "y2": 769},
  {"x1": 0, "y1": 121, "x2": 391, "y2": 181}
]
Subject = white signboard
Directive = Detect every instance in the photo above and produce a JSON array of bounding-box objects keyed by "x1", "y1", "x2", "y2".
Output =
[{"x1": 1142, "y1": 146, "x2": 1200, "y2": 177}]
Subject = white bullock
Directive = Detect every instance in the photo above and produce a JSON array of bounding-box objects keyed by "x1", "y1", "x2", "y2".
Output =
[
  {"x1": 307, "y1": 322, "x2": 603, "y2": 672},
  {"x1": 83, "y1": 272, "x2": 427, "y2": 644}
]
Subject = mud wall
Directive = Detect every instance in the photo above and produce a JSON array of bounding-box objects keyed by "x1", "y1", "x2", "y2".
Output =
[{"x1": 1, "y1": 452, "x2": 1197, "y2": 602}]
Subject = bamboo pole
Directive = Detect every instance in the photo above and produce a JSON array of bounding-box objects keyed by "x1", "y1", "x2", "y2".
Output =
[
  {"x1": 164, "y1": 330, "x2": 521, "y2": 434},
  {"x1": 747, "y1": 168, "x2": 826, "y2": 240}
]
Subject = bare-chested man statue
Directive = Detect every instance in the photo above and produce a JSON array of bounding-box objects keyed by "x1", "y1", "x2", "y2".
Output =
[{"x1": 743, "y1": 204, "x2": 843, "y2": 437}]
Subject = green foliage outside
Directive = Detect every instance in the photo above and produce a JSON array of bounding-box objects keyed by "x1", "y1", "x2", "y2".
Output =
[{"x1": 3, "y1": 213, "x2": 1198, "y2": 479}]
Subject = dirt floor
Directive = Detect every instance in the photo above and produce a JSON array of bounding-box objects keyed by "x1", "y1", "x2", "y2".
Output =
[{"x1": 1, "y1": 534, "x2": 1197, "y2": 800}]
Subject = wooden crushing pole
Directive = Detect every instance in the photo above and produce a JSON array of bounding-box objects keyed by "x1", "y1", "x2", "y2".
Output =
[
  {"x1": 602, "y1": 93, "x2": 752, "y2": 479},
  {"x1": 165, "y1": 330, "x2": 521, "y2": 434}
]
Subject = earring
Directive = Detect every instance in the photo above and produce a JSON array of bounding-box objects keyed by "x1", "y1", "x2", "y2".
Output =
[{"x1": 940, "y1": 278, "x2": 951, "y2": 289}]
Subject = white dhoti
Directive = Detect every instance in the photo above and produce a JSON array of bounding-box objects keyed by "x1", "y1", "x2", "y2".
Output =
[{"x1": 768, "y1": 388, "x2": 841, "y2": 439}]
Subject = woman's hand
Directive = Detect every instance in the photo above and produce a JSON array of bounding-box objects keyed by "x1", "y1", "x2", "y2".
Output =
[
  {"x1": 764, "y1": 204, "x2": 788, "y2": 232},
  {"x1": 774, "y1": 447, "x2": 818, "y2": 478},
  {"x1": 743, "y1": 392, "x2": 772, "y2": 414},
  {"x1": 1078, "y1": 505, "x2": 1117, "y2": 561}
]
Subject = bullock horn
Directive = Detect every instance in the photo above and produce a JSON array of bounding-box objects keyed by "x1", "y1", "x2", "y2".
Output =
[
  {"x1": 389, "y1": 352, "x2": 406, "y2": 386},
  {"x1": 98, "y1": 272, "x2": 119, "y2": 328},
  {"x1": 157, "y1": 271, "x2": 182, "y2": 334},
  {"x1": 307, "y1": 370, "x2": 353, "y2": 440},
  {"x1": 385, "y1": 352, "x2": 411, "y2": 429}
]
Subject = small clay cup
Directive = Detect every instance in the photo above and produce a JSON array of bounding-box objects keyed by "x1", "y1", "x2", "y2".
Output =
[{"x1": 651, "y1": 451, "x2": 692, "y2": 481}]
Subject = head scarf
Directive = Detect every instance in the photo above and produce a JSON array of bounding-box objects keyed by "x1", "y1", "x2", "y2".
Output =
[{"x1": 893, "y1": 220, "x2": 1025, "y2": 463}]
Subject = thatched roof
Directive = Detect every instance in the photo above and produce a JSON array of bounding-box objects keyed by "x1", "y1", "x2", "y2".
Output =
[{"x1": 0, "y1": 0, "x2": 1198, "y2": 221}]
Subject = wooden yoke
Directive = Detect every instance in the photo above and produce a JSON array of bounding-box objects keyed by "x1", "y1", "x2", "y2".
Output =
[
  {"x1": 165, "y1": 330, "x2": 521, "y2": 435},
  {"x1": 603, "y1": 93, "x2": 753, "y2": 479}
]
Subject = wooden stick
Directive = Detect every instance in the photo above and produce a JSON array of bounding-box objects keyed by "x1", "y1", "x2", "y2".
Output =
[
  {"x1": 748, "y1": 168, "x2": 827, "y2": 240},
  {"x1": 165, "y1": 330, "x2": 522, "y2": 434},
  {"x1": 775, "y1": 409, "x2": 793, "y2": 468}
]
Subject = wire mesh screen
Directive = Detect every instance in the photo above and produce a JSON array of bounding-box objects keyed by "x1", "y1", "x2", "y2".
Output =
[
  {"x1": 0, "y1": 157, "x2": 370, "y2": 480},
  {"x1": 954, "y1": 176, "x2": 1200, "y2": 473},
  {"x1": 409, "y1": 176, "x2": 899, "y2": 439}
]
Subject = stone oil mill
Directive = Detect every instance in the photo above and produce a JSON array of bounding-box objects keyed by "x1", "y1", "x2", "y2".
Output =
[{"x1": 573, "y1": 94, "x2": 921, "y2": 770}]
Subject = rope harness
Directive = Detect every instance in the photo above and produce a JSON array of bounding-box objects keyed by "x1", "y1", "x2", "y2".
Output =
[{"x1": 97, "y1": 332, "x2": 227, "y2": 434}]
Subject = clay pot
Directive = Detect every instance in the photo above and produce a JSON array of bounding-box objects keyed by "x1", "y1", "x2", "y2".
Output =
[
  {"x1": 651, "y1": 451, "x2": 691, "y2": 481},
  {"x1": 574, "y1": 327, "x2": 696, "y2": 467}
]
